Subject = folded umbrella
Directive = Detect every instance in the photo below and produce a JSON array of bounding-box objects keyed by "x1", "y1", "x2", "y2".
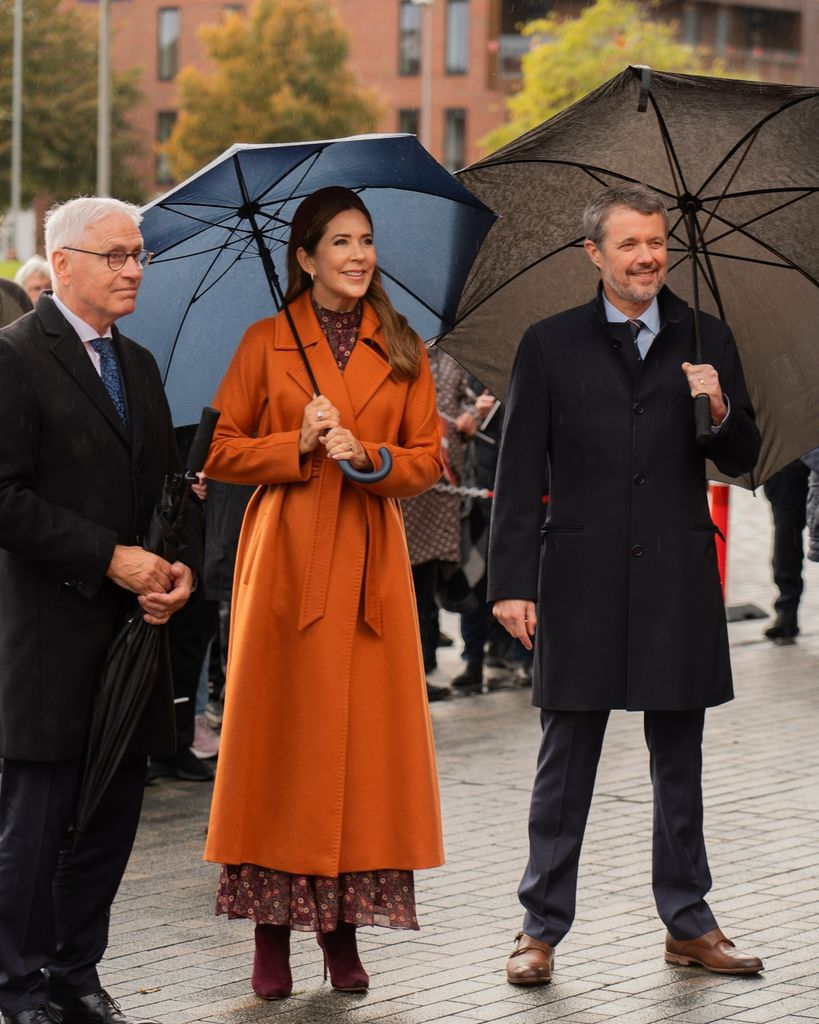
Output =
[{"x1": 72, "y1": 406, "x2": 219, "y2": 847}]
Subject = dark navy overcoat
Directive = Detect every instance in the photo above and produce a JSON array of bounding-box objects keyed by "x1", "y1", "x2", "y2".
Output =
[
  {"x1": 0, "y1": 295, "x2": 201, "y2": 760},
  {"x1": 487, "y1": 287, "x2": 761, "y2": 711}
]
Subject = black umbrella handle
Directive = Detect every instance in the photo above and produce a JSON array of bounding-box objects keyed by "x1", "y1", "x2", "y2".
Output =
[
  {"x1": 694, "y1": 394, "x2": 713, "y2": 448},
  {"x1": 338, "y1": 448, "x2": 393, "y2": 483},
  {"x1": 186, "y1": 406, "x2": 221, "y2": 477}
]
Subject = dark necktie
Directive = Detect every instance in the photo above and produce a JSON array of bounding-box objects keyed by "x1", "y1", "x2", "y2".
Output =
[
  {"x1": 91, "y1": 337, "x2": 127, "y2": 426},
  {"x1": 627, "y1": 318, "x2": 644, "y2": 360}
]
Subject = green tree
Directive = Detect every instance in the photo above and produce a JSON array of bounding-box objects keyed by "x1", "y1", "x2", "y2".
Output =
[
  {"x1": 164, "y1": 0, "x2": 380, "y2": 182},
  {"x1": 0, "y1": 0, "x2": 144, "y2": 204},
  {"x1": 484, "y1": 0, "x2": 726, "y2": 152}
]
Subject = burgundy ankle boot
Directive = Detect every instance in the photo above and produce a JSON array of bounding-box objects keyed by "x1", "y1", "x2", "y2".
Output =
[
  {"x1": 252, "y1": 924, "x2": 292, "y2": 999},
  {"x1": 316, "y1": 921, "x2": 369, "y2": 992}
]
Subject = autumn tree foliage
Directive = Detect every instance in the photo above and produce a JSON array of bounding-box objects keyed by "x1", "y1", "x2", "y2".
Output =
[
  {"x1": 163, "y1": 0, "x2": 380, "y2": 181},
  {"x1": 484, "y1": 0, "x2": 725, "y2": 153}
]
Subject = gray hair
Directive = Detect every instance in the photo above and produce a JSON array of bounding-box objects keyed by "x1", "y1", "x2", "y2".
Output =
[
  {"x1": 14, "y1": 255, "x2": 51, "y2": 288},
  {"x1": 44, "y1": 197, "x2": 142, "y2": 261},
  {"x1": 583, "y1": 184, "x2": 669, "y2": 246}
]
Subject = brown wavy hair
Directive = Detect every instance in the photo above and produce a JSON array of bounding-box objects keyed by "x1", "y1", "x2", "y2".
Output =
[{"x1": 284, "y1": 186, "x2": 421, "y2": 381}]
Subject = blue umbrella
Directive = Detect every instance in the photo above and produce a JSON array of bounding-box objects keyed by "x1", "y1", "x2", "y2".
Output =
[{"x1": 121, "y1": 134, "x2": 497, "y2": 452}]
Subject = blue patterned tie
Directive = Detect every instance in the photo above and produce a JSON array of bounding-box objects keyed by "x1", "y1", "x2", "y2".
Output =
[
  {"x1": 91, "y1": 337, "x2": 127, "y2": 426},
  {"x1": 627, "y1": 318, "x2": 644, "y2": 361}
]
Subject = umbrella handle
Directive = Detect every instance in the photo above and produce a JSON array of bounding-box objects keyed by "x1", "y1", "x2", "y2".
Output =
[
  {"x1": 338, "y1": 447, "x2": 393, "y2": 483},
  {"x1": 694, "y1": 394, "x2": 713, "y2": 448}
]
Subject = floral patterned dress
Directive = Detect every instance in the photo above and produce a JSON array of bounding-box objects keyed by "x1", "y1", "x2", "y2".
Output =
[{"x1": 215, "y1": 296, "x2": 419, "y2": 932}]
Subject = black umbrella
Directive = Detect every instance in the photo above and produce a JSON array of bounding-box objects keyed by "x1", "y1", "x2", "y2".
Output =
[
  {"x1": 441, "y1": 66, "x2": 819, "y2": 485},
  {"x1": 72, "y1": 406, "x2": 219, "y2": 847}
]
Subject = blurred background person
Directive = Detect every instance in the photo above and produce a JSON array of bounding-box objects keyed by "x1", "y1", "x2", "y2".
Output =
[
  {"x1": 762, "y1": 459, "x2": 810, "y2": 644},
  {"x1": 14, "y1": 255, "x2": 52, "y2": 305},
  {"x1": 402, "y1": 349, "x2": 476, "y2": 702}
]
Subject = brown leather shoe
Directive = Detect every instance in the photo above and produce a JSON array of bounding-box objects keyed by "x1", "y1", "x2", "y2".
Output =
[
  {"x1": 665, "y1": 927, "x2": 763, "y2": 975},
  {"x1": 506, "y1": 932, "x2": 554, "y2": 985}
]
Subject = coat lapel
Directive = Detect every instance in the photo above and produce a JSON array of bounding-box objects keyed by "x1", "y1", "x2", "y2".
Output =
[
  {"x1": 278, "y1": 293, "x2": 391, "y2": 428},
  {"x1": 43, "y1": 301, "x2": 130, "y2": 445}
]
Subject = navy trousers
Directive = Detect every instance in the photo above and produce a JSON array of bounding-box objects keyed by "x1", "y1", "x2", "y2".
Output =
[
  {"x1": 519, "y1": 709, "x2": 718, "y2": 946},
  {"x1": 0, "y1": 754, "x2": 146, "y2": 1014}
]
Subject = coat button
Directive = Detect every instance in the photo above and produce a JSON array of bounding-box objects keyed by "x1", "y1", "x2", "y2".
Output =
[
  {"x1": 633, "y1": 402, "x2": 644, "y2": 414},
  {"x1": 633, "y1": 473, "x2": 646, "y2": 485},
  {"x1": 631, "y1": 544, "x2": 645, "y2": 557},
  {"x1": 611, "y1": 340, "x2": 621, "y2": 350}
]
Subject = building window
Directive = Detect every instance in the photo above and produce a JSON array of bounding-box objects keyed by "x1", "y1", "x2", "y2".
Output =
[
  {"x1": 443, "y1": 108, "x2": 466, "y2": 171},
  {"x1": 156, "y1": 111, "x2": 177, "y2": 185},
  {"x1": 399, "y1": 0, "x2": 422, "y2": 75},
  {"x1": 446, "y1": 0, "x2": 469, "y2": 74},
  {"x1": 223, "y1": 3, "x2": 243, "y2": 13},
  {"x1": 157, "y1": 7, "x2": 180, "y2": 81},
  {"x1": 498, "y1": 0, "x2": 553, "y2": 76},
  {"x1": 398, "y1": 109, "x2": 420, "y2": 135}
]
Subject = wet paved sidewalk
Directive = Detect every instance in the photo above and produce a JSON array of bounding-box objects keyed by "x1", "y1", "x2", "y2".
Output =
[{"x1": 109, "y1": 487, "x2": 819, "y2": 1024}]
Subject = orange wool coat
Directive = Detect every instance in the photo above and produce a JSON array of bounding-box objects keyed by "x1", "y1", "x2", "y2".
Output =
[{"x1": 203, "y1": 292, "x2": 445, "y2": 877}]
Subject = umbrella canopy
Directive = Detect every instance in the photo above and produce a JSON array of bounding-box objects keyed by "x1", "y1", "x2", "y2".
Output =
[
  {"x1": 120, "y1": 133, "x2": 496, "y2": 428},
  {"x1": 441, "y1": 67, "x2": 819, "y2": 485},
  {"x1": 72, "y1": 408, "x2": 218, "y2": 846}
]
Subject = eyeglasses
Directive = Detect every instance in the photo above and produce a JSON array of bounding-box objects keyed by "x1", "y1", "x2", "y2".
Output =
[{"x1": 62, "y1": 247, "x2": 155, "y2": 271}]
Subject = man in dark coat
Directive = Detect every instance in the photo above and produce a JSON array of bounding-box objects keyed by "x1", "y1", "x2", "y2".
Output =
[
  {"x1": 0, "y1": 198, "x2": 200, "y2": 1024},
  {"x1": 489, "y1": 184, "x2": 763, "y2": 986}
]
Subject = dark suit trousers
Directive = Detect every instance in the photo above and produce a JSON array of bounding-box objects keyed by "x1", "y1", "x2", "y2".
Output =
[
  {"x1": 519, "y1": 709, "x2": 718, "y2": 946},
  {"x1": 0, "y1": 754, "x2": 146, "y2": 1014},
  {"x1": 763, "y1": 460, "x2": 810, "y2": 620}
]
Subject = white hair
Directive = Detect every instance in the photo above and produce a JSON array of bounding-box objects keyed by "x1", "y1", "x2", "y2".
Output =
[
  {"x1": 44, "y1": 197, "x2": 143, "y2": 261},
  {"x1": 14, "y1": 255, "x2": 51, "y2": 288}
]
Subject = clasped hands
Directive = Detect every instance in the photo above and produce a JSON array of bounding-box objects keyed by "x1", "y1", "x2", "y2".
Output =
[
  {"x1": 107, "y1": 545, "x2": 194, "y2": 625},
  {"x1": 299, "y1": 396, "x2": 373, "y2": 473}
]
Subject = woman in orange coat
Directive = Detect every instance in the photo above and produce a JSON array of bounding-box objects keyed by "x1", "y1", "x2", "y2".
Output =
[{"x1": 204, "y1": 187, "x2": 445, "y2": 1000}]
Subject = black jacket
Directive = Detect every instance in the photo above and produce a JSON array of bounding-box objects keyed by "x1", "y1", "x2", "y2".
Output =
[
  {"x1": 488, "y1": 287, "x2": 761, "y2": 711},
  {"x1": 0, "y1": 295, "x2": 201, "y2": 760}
]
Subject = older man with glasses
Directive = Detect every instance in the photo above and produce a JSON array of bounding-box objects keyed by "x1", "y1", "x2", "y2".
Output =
[{"x1": 0, "y1": 197, "x2": 200, "y2": 1024}]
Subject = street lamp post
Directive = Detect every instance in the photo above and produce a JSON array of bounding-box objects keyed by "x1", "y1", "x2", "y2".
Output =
[
  {"x1": 97, "y1": 0, "x2": 112, "y2": 196},
  {"x1": 411, "y1": 0, "x2": 433, "y2": 152},
  {"x1": 9, "y1": 0, "x2": 23, "y2": 255}
]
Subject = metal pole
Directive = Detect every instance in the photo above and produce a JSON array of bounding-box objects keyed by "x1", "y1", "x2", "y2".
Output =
[
  {"x1": 10, "y1": 0, "x2": 23, "y2": 253},
  {"x1": 97, "y1": 0, "x2": 111, "y2": 196},
  {"x1": 412, "y1": 0, "x2": 433, "y2": 151},
  {"x1": 420, "y1": 1, "x2": 432, "y2": 151}
]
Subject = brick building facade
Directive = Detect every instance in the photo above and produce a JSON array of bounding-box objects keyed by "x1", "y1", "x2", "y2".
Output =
[{"x1": 62, "y1": 0, "x2": 819, "y2": 199}]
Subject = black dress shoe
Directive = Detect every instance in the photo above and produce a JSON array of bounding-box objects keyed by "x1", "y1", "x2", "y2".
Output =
[
  {"x1": 425, "y1": 681, "x2": 452, "y2": 702},
  {"x1": 2, "y1": 1006, "x2": 62, "y2": 1024},
  {"x1": 763, "y1": 616, "x2": 798, "y2": 645},
  {"x1": 49, "y1": 991, "x2": 158, "y2": 1024}
]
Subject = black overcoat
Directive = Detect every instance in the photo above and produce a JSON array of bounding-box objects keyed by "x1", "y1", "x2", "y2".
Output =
[
  {"x1": 487, "y1": 287, "x2": 761, "y2": 711},
  {"x1": 0, "y1": 295, "x2": 200, "y2": 761}
]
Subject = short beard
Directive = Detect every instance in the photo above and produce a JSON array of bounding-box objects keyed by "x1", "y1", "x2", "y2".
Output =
[{"x1": 602, "y1": 266, "x2": 664, "y2": 306}]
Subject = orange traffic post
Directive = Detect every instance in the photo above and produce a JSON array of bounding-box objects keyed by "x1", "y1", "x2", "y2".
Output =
[{"x1": 708, "y1": 482, "x2": 730, "y2": 597}]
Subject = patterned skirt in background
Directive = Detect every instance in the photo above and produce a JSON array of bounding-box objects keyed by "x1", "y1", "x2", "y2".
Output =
[{"x1": 216, "y1": 864, "x2": 419, "y2": 932}]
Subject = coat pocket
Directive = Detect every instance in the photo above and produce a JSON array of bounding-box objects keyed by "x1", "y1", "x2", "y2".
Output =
[
  {"x1": 690, "y1": 521, "x2": 725, "y2": 544},
  {"x1": 540, "y1": 523, "x2": 586, "y2": 534}
]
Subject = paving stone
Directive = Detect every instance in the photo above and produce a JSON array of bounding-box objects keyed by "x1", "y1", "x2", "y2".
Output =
[{"x1": 98, "y1": 489, "x2": 819, "y2": 1023}]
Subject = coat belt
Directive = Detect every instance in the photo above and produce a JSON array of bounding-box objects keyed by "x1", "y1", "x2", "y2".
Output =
[{"x1": 297, "y1": 457, "x2": 383, "y2": 636}]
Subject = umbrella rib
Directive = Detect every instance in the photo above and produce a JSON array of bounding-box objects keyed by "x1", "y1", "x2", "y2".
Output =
[
  {"x1": 696, "y1": 91, "x2": 819, "y2": 197},
  {"x1": 452, "y1": 238, "x2": 585, "y2": 324},
  {"x1": 697, "y1": 208, "x2": 819, "y2": 288},
  {"x1": 377, "y1": 265, "x2": 448, "y2": 335},
  {"x1": 702, "y1": 190, "x2": 815, "y2": 249},
  {"x1": 160, "y1": 223, "x2": 255, "y2": 385}
]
